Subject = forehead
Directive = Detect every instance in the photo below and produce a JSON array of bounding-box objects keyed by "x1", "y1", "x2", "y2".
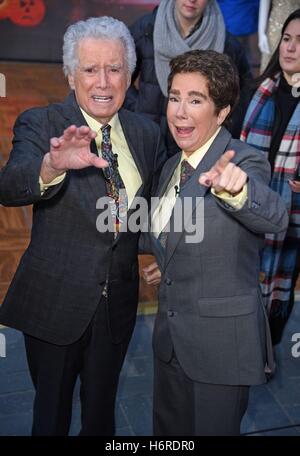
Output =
[
  {"x1": 171, "y1": 72, "x2": 209, "y2": 92},
  {"x1": 77, "y1": 38, "x2": 126, "y2": 64},
  {"x1": 283, "y1": 18, "x2": 300, "y2": 35}
]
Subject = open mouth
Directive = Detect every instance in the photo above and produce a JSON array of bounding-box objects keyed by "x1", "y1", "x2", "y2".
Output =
[
  {"x1": 176, "y1": 127, "x2": 194, "y2": 135},
  {"x1": 91, "y1": 95, "x2": 112, "y2": 102}
]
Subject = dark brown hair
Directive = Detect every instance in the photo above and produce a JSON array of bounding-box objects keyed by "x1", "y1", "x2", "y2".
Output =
[
  {"x1": 256, "y1": 8, "x2": 300, "y2": 85},
  {"x1": 167, "y1": 49, "x2": 240, "y2": 116}
]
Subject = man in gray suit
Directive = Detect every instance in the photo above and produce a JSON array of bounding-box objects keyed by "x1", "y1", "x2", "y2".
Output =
[
  {"x1": 0, "y1": 17, "x2": 164, "y2": 435},
  {"x1": 143, "y1": 50, "x2": 288, "y2": 435}
]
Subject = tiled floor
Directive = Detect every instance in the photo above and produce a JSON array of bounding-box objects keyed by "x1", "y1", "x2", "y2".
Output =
[{"x1": 0, "y1": 301, "x2": 300, "y2": 436}]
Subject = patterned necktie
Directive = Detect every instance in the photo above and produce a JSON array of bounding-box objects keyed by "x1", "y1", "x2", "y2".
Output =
[
  {"x1": 179, "y1": 159, "x2": 195, "y2": 189},
  {"x1": 101, "y1": 124, "x2": 127, "y2": 235},
  {"x1": 157, "y1": 159, "x2": 195, "y2": 249}
]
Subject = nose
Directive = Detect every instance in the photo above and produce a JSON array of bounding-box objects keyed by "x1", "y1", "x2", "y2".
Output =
[
  {"x1": 175, "y1": 101, "x2": 188, "y2": 119},
  {"x1": 287, "y1": 39, "x2": 296, "y2": 52},
  {"x1": 96, "y1": 68, "x2": 109, "y2": 89}
]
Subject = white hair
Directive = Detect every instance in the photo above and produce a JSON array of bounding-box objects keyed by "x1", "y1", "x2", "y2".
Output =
[{"x1": 63, "y1": 16, "x2": 136, "y2": 76}]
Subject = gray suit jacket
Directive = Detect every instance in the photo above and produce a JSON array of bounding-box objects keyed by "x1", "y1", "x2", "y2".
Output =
[
  {"x1": 0, "y1": 92, "x2": 165, "y2": 345},
  {"x1": 150, "y1": 127, "x2": 288, "y2": 386}
]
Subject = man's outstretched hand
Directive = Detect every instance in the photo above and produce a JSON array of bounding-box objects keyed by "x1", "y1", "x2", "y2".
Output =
[
  {"x1": 199, "y1": 150, "x2": 247, "y2": 195},
  {"x1": 41, "y1": 125, "x2": 108, "y2": 183}
]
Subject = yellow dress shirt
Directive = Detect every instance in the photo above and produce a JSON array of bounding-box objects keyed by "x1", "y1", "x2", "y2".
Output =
[
  {"x1": 40, "y1": 109, "x2": 142, "y2": 207},
  {"x1": 152, "y1": 128, "x2": 247, "y2": 237}
]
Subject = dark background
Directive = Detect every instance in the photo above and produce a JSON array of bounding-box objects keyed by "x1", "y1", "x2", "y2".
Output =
[{"x1": 0, "y1": 0, "x2": 159, "y2": 62}]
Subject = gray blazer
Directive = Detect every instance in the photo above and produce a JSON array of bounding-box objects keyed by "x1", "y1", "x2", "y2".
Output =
[
  {"x1": 150, "y1": 127, "x2": 288, "y2": 386},
  {"x1": 0, "y1": 92, "x2": 165, "y2": 345}
]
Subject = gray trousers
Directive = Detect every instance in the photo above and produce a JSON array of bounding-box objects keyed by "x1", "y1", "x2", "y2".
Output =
[{"x1": 153, "y1": 353, "x2": 249, "y2": 436}]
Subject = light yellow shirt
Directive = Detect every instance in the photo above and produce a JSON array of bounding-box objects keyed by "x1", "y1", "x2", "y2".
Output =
[
  {"x1": 40, "y1": 109, "x2": 142, "y2": 207},
  {"x1": 152, "y1": 128, "x2": 247, "y2": 237}
]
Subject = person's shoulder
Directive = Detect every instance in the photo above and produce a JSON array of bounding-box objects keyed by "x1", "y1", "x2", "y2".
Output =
[
  {"x1": 130, "y1": 7, "x2": 157, "y2": 39},
  {"x1": 120, "y1": 108, "x2": 159, "y2": 132},
  {"x1": 229, "y1": 137, "x2": 267, "y2": 163},
  {"x1": 17, "y1": 95, "x2": 68, "y2": 119},
  {"x1": 14, "y1": 104, "x2": 51, "y2": 129},
  {"x1": 15, "y1": 93, "x2": 74, "y2": 128}
]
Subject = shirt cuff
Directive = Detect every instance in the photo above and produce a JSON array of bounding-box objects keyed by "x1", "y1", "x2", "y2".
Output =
[
  {"x1": 39, "y1": 173, "x2": 66, "y2": 196},
  {"x1": 211, "y1": 185, "x2": 248, "y2": 210}
]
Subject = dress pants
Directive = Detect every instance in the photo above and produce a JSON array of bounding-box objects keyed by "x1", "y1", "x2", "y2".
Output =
[
  {"x1": 24, "y1": 296, "x2": 132, "y2": 436},
  {"x1": 153, "y1": 353, "x2": 249, "y2": 436}
]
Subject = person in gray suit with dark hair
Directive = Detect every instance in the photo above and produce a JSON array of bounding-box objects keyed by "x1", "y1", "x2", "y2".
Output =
[
  {"x1": 0, "y1": 17, "x2": 165, "y2": 435},
  {"x1": 143, "y1": 49, "x2": 288, "y2": 436}
]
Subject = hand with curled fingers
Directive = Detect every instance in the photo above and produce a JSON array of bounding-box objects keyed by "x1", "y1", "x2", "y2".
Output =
[
  {"x1": 41, "y1": 125, "x2": 108, "y2": 183},
  {"x1": 142, "y1": 261, "x2": 162, "y2": 286}
]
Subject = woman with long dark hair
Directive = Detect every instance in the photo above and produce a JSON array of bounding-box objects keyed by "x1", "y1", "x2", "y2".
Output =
[{"x1": 241, "y1": 8, "x2": 300, "y2": 345}]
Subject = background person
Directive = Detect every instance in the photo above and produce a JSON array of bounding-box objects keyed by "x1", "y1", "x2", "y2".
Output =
[
  {"x1": 217, "y1": 0, "x2": 261, "y2": 76},
  {"x1": 124, "y1": 0, "x2": 252, "y2": 156},
  {"x1": 241, "y1": 9, "x2": 300, "y2": 345},
  {"x1": 259, "y1": 0, "x2": 300, "y2": 72}
]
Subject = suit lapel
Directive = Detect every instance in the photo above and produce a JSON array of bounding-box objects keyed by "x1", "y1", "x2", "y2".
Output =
[
  {"x1": 149, "y1": 154, "x2": 181, "y2": 270},
  {"x1": 163, "y1": 128, "x2": 232, "y2": 270}
]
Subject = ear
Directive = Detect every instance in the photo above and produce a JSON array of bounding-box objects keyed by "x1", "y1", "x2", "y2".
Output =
[
  {"x1": 126, "y1": 71, "x2": 131, "y2": 90},
  {"x1": 217, "y1": 105, "x2": 231, "y2": 126},
  {"x1": 67, "y1": 73, "x2": 75, "y2": 90}
]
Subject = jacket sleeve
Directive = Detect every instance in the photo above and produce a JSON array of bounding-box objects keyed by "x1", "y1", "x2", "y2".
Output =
[
  {"x1": 0, "y1": 108, "x2": 65, "y2": 207},
  {"x1": 123, "y1": 18, "x2": 143, "y2": 111},
  {"x1": 214, "y1": 142, "x2": 289, "y2": 234},
  {"x1": 224, "y1": 32, "x2": 253, "y2": 91},
  {"x1": 123, "y1": 11, "x2": 155, "y2": 112}
]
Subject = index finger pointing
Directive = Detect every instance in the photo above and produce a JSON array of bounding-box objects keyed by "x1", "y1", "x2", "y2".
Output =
[{"x1": 217, "y1": 149, "x2": 235, "y2": 170}]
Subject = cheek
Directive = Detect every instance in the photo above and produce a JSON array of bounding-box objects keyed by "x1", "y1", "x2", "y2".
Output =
[
  {"x1": 166, "y1": 103, "x2": 176, "y2": 121},
  {"x1": 77, "y1": 79, "x2": 91, "y2": 94},
  {"x1": 279, "y1": 42, "x2": 285, "y2": 57}
]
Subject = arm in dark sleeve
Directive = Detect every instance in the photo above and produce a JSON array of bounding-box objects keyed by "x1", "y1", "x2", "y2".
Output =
[
  {"x1": 224, "y1": 32, "x2": 253, "y2": 91},
  {"x1": 123, "y1": 10, "x2": 155, "y2": 112},
  {"x1": 227, "y1": 83, "x2": 255, "y2": 138},
  {"x1": 0, "y1": 108, "x2": 65, "y2": 206},
  {"x1": 123, "y1": 19, "x2": 144, "y2": 111},
  {"x1": 224, "y1": 32, "x2": 256, "y2": 138},
  {"x1": 214, "y1": 141, "x2": 289, "y2": 234}
]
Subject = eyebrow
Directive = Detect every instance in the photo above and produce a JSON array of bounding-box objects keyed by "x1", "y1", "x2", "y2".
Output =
[
  {"x1": 169, "y1": 89, "x2": 207, "y2": 99},
  {"x1": 80, "y1": 63, "x2": 124, "y2": 69},
  {"x1": 283, "y1": 32, "x2": 300, "y2": 38}
]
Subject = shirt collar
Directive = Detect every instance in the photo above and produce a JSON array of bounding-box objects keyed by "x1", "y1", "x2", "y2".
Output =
[
  {"x1": 181, "y1": 127, "x2": 221, "y2": 169},
  {"x1": 79, "y1": 107, "x2": 119, "y2": 134}
]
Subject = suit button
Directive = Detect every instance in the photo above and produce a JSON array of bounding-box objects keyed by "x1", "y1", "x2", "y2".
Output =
[
  {"x1": 168, "y1": 310, "x2": 175, "y2": 317},
  {"x1": 251, "y1": 201, "x2": 260, "y2": 209},
  {"x1": 165, "y1": 278, "x2": 172, "y2": 286}
]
